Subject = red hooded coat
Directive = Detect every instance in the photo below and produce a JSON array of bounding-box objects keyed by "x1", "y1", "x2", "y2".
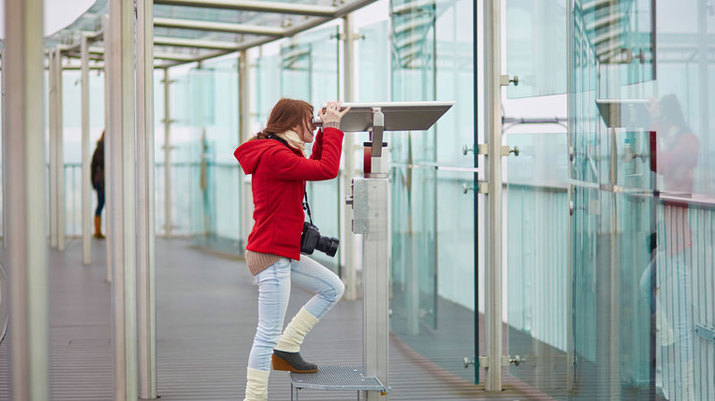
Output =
[{"x1": 234, "y1": 127, "x2": 344, "y2": 260}]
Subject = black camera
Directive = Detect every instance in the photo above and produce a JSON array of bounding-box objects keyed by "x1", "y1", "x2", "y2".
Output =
[{"x1": 301, "y1": 222, "x2": 339, "y2": 257}]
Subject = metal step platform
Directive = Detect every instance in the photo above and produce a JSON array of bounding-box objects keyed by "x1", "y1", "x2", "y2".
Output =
[{"x1": 289, "y1": 366, "x2": 389, "y2": 401}]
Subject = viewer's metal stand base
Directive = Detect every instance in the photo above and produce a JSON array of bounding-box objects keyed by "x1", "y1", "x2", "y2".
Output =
[{"x1": 290, "y1": 366, "x2": 389, "y2": 401}]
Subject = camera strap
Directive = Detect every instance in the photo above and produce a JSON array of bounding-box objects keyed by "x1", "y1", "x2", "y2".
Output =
[
  {"x1": 265, "y1": 134, "x2": 315, "y2": 225},
  {"x1": 303, "y1": 193, "x2": 313, "y2": 225}
]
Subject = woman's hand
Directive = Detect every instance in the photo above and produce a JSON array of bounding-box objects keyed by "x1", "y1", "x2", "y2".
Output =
[{"x1": 319, "y1": 101, "x2": 350, "y2": 129}]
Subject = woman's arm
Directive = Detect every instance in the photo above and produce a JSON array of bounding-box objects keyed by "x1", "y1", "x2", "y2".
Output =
[
  {"x1": 269, "y1": 128, "x2": 344, "y2": 181},
  {"x1": 309, "y1": 128, "x2": 325, "y2": 161}
]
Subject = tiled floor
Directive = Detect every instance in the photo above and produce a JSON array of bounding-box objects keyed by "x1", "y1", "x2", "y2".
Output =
[{"x1": 0, "y1": 238, "x2": 549, "y2": 400}]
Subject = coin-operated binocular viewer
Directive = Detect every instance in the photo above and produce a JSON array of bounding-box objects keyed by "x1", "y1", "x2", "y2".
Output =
[{"x1": 289, "y1": 102, "x2": 453, "y2": 401}]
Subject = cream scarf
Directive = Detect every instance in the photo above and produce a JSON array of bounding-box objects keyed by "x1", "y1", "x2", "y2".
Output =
[{"x1": 275, "y1": 129, "x2": 306, "y2": 155}]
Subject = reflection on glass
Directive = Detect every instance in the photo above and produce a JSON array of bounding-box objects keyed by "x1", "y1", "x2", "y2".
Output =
[
  {"x1": 506, "y1": 0, "x2": 567, "y2": 97},
  {"x1": 566, "y1": 0, "x2": 713, "y2": 399},
  {"x1": 389, "y1": 0, "x2": 477, "y2": 385},
  {"x1": 506, "y1": 133, "x2": 569, "y2": 395}
]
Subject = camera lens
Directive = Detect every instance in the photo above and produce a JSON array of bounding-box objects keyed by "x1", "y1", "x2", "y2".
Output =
[{"x1": 316, "y1": 235, "x2": 339, "y2": 257}]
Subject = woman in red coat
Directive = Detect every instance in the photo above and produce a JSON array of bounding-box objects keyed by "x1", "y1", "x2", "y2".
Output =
[{"x1": 234, "y1": 98, "x2": 350, "y2": 401}]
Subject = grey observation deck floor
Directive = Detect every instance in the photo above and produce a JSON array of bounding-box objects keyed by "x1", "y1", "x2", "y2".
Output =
[{"x1": 0, "y1": 238, "x2": 551, "y2": 400}]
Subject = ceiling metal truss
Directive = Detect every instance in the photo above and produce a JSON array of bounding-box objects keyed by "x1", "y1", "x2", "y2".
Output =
[{"x1": 47, "y1": 0, "x2": 378, "y2": 68}]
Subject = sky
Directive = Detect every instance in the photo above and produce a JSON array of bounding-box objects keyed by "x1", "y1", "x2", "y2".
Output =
[{"x1": 0, "y1": 0, "x2": 95, "y2": 38}]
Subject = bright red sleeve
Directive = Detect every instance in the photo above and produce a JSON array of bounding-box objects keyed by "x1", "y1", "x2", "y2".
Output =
[
  {"x1": 267, "y1": 128, "x2": 344, "y2": 181},
  {"x1": 309, "y1": 128, "x2": 325, "y2": 161},
  {"x1": 658, "y1": 133, "x2": 700, "y2": 172}
]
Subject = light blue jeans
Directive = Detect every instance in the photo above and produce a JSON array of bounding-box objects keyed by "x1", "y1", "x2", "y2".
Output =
[{"x1": 247, "y1": 256, "x2": 345, "y2": 371}]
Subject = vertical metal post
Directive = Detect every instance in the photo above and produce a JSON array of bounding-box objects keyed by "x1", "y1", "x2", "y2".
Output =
[
  {"x1": 136, "y1": 0, "x2": 157, "y2": 397},
  {"x1": 81, "y1": 34, "x2": 91, "y2": 265},
  {"x1": 103, "y1": 15, "x2": 112, "y2": 283},
  {"x1": 49, "y1": 49, "x2": 57, "y2": 249},
  {"x1": 483, "y1": 0, "x2": 503, "y2": 392},
  {"x1": 238, "y1": 50, "x2": 252, "y2": 247},
  {"x1": 108, "y1": 0, "x2": 138, "y2": 398},
  {"x1": 565, "y1": 0, "x2": 575, "y2": 391},
  {"x1": 341, "y1": 14, "x2": 359, "y2": 300},
  {"x1": 698, "y1": 0, "x2": 710, "y2": 192},
  {"x1": 163, "y1": 68, "x2": 172, "y2": 237},
  {"x1": 0, "y1": 50, "x2": 5, "y2": 247},
  {"x1": 55, "y1": 48, "x2": 65, "y2": 251},
  {"x1": 5, "y1": 0, "x2": 50, "y2": 399},
  {"x1": 362, "y1": 110, "x2": 389, "y2": 401}
]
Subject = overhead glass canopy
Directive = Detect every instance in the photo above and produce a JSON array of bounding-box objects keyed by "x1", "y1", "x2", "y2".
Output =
[{"x1": 42, "y1": 0, "x2": 377, "y2": 68}]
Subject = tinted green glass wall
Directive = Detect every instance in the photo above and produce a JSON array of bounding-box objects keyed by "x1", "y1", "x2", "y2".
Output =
[
  {"x1": 504, "y1": 0, "x2": 715, "y2": 399},
  {"x1": 389, "y1": 0, "x2": 477, "y2": 383},
  {"x1": 161, "y1": 58, "x2": 241, "y2": 249}
]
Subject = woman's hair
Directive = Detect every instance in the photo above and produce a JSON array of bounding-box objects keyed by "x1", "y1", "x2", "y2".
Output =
[
  {"x1": 252, "y1": 98, "x2": 313, "y2": 140},
  {"x1": 659, "y1": 94, "x2": 691, "y2": 133}
]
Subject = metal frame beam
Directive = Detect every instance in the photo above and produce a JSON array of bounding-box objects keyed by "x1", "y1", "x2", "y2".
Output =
[
  {"x1": 154, "y1": 0, "x2": 336, "y2": 17},
  {"x1": 89, "y1": 46, "x2": 202, "y2": 62},
  {"x1": 48, "y1": 49, "x2": 57, "y2": 249},
  {"x1": 150, "y1": 0, "x2": 378, "y2": 65},
  {"x1": 154, "y1": 36, "x2": 241, "y2": 50},
  {"x1": 108, "y1": 0, "x2": 139, "y2": 399},
  {"x1": 341, "y1": 14, "x2": 359, "y2": 301},
  {"x1": 154, "y1": 17, "x2": 284, "y2": 36},
  {"x1": 0, "y1": 50, "x2": 5, "y2": 248},
  {"x1": 230, "y1": 0, "x2": 378, "y2": 52},
  {"x1": 238, "y1": 50, "x2": 252, "y2": 247},
  {"x1": 103, "y1": 15, "x2": 113, "y2": 284},
  {"x1": 136, "y1": 0, "x2": 158, "y2": 397},
  {"x1": 48, "y1": 0, "x2": 380, "y2": 72},
  {"x1": 5, "y1": 0, "x2": 50, "y2": 399},
  {"x1": 162, "y1": 68, "x2": 173, "y2": 237},
  {"x1": 484, "y1": 0, "x2": 503, "y2": 392},
  {"x1": 81, "y1": 34, "x2": 91, "y2": 265},
  {"x1": 54, "y1": 48, "x2": 66, "y2": 252}
]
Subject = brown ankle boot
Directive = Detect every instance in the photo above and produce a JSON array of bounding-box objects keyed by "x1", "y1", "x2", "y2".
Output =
[{"x1": 94, "y1": 216, "x2": 105, "y2": 239}]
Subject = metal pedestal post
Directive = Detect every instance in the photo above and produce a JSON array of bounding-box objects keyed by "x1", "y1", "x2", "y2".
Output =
[
  {"x1": 290, "y1": 102, "x2": 452, "y2": 399},
  {"x1": 355, "y1": 109, "x2": 389, "y2": 400}
]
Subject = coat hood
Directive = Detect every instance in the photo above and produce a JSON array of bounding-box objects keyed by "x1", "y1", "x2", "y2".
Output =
[
  {"x1": 234, "y1": 138, "x2": 303, "y2": 175},
  {"x1": 235, "y1": 140, "x2": 270, "y2": 175}
]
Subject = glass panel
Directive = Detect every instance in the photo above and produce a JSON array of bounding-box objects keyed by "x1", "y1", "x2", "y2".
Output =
[
  {"x1": 205, "y1": 60, "x2": 241, "y2": 244},
  {"x1": 164, "y1": 59, "x2": 241, "y2": 252},
  {"x1": 254, "y1": 54, "x2": 281, "y2": 125},
  {"x1": 567, "y1": 0, "x2": 715, "y2": 399},
  {"x1": 506, "y1": 0, "x2": 568, "y2": 97},
  {"x1": 155, "y1": 70, "x2": 167, "y2": 236},
  {"x1": 434, "y1": 0, "x2": 478, "y2": 381},
  {"x1": 390, "y1": 0, "x2": 437, "y2": 335},
  {"x1": 389, "y1": 0, "x2": 477, "y2": 384},
  {"x1": 357, "y1": 21, "x2": 389, "y2": 102},
  {"x1": 168, "y1": 67, "x2": 203, "y2": 236},
  {"x1": 574, "y1": 0, "x2": 655, "y2": 86},
  {"x1": 194, "y1": 58, "x2": 242, "y2": 252},
  {"x1": 505, "y1": 132, "x2": 569, "y2": 395}
]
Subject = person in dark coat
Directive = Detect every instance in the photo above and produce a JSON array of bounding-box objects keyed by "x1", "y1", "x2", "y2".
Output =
[{"x1": 91, "y1": 131, "x2": 105, "y2": 239}]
